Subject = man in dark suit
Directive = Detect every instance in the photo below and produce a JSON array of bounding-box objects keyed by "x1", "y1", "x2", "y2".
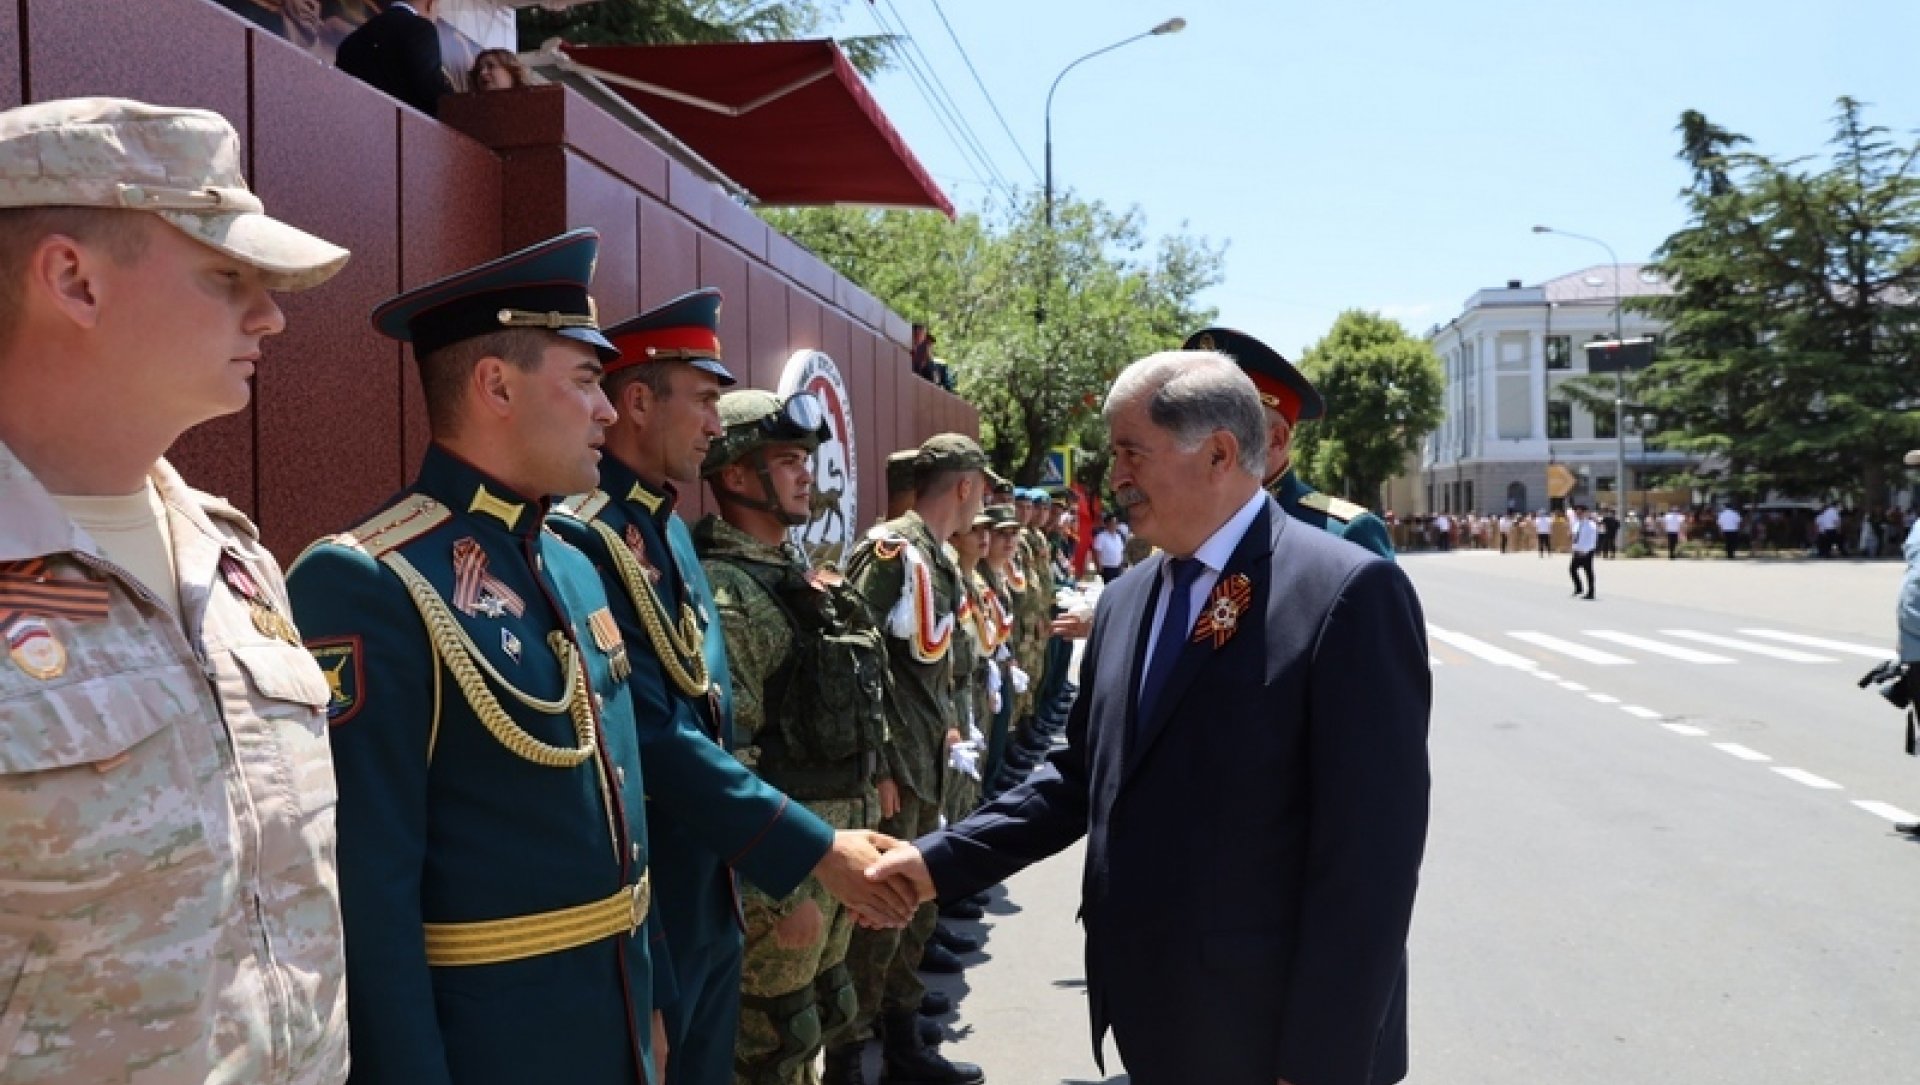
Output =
[
  {"x1": 335, "y1": 0, "x2": 453, "y2": 117},
  {"x1": 867, "y1": 351, "x2": 1431, "y2": 1085}
]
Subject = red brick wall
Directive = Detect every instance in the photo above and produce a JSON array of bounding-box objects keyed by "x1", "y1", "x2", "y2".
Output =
[{"x1": 3, "y1": 0, "x2": 974, "y2": 559}]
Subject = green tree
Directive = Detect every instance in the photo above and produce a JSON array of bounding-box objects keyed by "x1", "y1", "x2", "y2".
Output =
[
  {"x1": 763, "y1": 191, "x2": 1223, "y2": 485},
  {"x1": 517, "y1": 0, "x2": 890, "y2": 75},
  {"x1": 1291, "y1": 311, "x2": 1444, "y2": 507}
]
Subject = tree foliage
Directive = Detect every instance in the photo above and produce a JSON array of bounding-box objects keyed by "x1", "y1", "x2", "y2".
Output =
[
  {"x1": 517, "y1": 0, "x2": 890, "y2": 75},
  {"x1": 762, "y1": 192, "x2": 1224, "y2": 486},
  {"x1": 1292, "y1": 311, "x2": 1444, "y2": 507},
  {"x1": 1632, "y1": 98, "x2": 1920, "y2": 501}
]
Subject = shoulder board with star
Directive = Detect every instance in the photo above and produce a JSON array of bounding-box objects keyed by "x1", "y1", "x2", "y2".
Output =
[
  {"x1": 1299, "y1": 491, "x2": 1370, "y2": 524},
  {"x1": 292, "y1": 494, "x2": 451, "y2": 569},
  {"x1": 559, "y1": 490, "x2": 613, "y2": 523}
]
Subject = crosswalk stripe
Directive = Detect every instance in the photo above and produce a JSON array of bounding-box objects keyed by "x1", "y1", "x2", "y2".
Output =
[
  {"x1": 1662, "y1": 723, "x2": 1708, "y2": 736},
  {"x1": 1738, "y1": 630, "x2": 1894, "y2": 660},
  {"x1": 1657, "y1": 630, "x2": 1835, "y2": 662},
  {"x1": 1583, "y1": 630, "x2": 1735, "y2": 664},
  {"x1": 1426, "y1": 625, "x2": 1537, "y2": 669},
  {"x1": 1620, "y1": 705, "x2": 1663, "y2": 719},
  {"x1": 1506, "y1": 631, "x2": 1632, "y2": 666},
  {"x1": 1588, "y1": 693, "x2": 1620, "y2": 704},
  {"x1": 1773, "y1": 767, "x2": 1841, "y2": 790},
  {"x1": 1559, "y1": 681, "x2": 1588, "y2": 692},
  {"x1": 1853, "y1": 800, "x2": 1920, "y2": 824},
  {"x1": 1713, "y1": 742, "x2": 1771, "y2": 762}
]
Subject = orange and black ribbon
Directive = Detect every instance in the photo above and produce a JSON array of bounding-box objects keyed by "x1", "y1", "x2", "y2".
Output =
[
  {"x1": 1191, "y1": 573, "x2": 1252, "y2": 649},
  {"x1": 451, "y1": 538, "x2": 525, "y2": 618},
  {"x1": 0, "y1": 559, "x2": 110, "y2": 627}
]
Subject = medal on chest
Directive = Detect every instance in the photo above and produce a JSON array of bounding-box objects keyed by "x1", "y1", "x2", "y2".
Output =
[
  {"x1": 451, "y1": 538, "x2": 526, "y2": 620},
  {"x1": 1191, "y1": 573, "x2": 1252, "y2": 649},
  {"x1": 220, "y1": 552, "x2": 301, "y2": 645},
  {"x1": 5, "y1": 616, "x2": 67, "y2": 680}
]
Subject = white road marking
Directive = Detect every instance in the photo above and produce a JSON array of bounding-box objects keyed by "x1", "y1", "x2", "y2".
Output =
[
  {"x1": 1533, "y1": 671, "x2": 1562, "y2": 682},
  {"x1": 1662, "y1": 723, "x2": 1708, "y2": 737},
  {"x1": 1429, "y1": 655, "x2": 1442, "y2": 667},
  {"x1": 1587, "y1": 693, "x2": 1620, "y2": 704},
  {"x1": 1657, "y1": 630, "x2": 1836, "y2": 663},
  {"x1": 1620, "y1": 706, "x2": 1663, "y2": 719},
  {"x1": 1713, "y1": 742, "x2": 1772, "y2": 762},
  {"x1": 1772, "y1": 767, "x2": 1842, "y2": 790},
  {"x1": 1738, "y1": 630, "x2": 1895, "y2": 660},
  {"x1": 1583, "y1": 630, "x2": 1735, "y2": 664},
  {"x1": 1506, "y1": 631, "x2": 1633, "y2": 666},
  {"x1": 1853, "y1": 800, "x2": 1920, "y2": 824},
  {"x1": 1558, "y1": 681, "x2": 1589, "y2": 692},
  {"x1": 1426, "y1": 625, "x2": 1538, "y2": 669}
]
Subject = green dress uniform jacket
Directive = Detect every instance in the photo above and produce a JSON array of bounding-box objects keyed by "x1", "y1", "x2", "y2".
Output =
[
  {"x1": 286, "y1": 444, "x2": 656, "y2": 1085},
  {"x1": 551, "y1": 457, "x2": 833, "y2": 1085},
  {"x1": 1270, "y1": 469, "x2": 1396, "y2": 561},
  {"x1": 845, "y1": 512, "x2": 961, "y2": 805}
]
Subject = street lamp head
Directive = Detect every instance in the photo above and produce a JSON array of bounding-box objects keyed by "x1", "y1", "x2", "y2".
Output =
[{"x1": 1152, "y1": 17, "x2": 1187, "y2": 34}]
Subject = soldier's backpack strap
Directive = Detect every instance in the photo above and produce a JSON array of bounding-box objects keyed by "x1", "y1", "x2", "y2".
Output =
[{"x1": 1299, "y1": 491, "x2": 1369, "y2": 524}]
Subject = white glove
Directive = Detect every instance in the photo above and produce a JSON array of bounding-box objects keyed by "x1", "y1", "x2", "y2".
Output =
[
  {"x1": 948, "y1": 741, "x2": 980, "y2": 779},
  {"x1": 1010, "y1": 664, "x2": 1030, "y2": 695},
  {"x1": 967, "y1": 722, "x2": 986, "y2": 747}
]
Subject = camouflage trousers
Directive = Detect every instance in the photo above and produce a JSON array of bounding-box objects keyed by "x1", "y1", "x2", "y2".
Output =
[
  {"x1": 940, "y1": 763, "x2": 980, "y2": 827},
  {"x1": 736, "y1": 792, "x2": 877, "y2": 1085},
  {"x1": 839, "y1": 789, "x2": 942, "y2": 1041}
]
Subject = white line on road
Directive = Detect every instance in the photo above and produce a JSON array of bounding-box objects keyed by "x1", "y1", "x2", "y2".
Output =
[
  {"x1": 1738, "y1": 630, "x2": 1895, "y2": 660},
  {"x1": 1663, "y1": 723, "x2": 1708, "y2": 737},
  {"x1": 1620, "y1": 706, "x2": 1663, "y2": 719},
  {"x1": 1657, "y1": 629, "x2": 1836, "y2": 663},
  {"x1": 1587, "y1": 693, "x2": 1620, "y2": 704},
  {"x1": 1853, "y1": 800, "x2": 1920, "y2": 824},
  {"x1": 1533, "y1": 671, "x2": 1562, "y2": 682},
  {"x1": 1713, "y1": 742, "x2": 1772, "y2": 762},
  {"x1": 1559, "y1": 681, "x2": 1589, "y2": 692},
  {"x1": 1507, "y1": 631, "x2": 1633, "y2": 666},
  {"x1": 1583, "y1": 630, "x2": 1736, "y2": 664},
  {"x1": 1429, "y1": 656, "x2": 1442, "y2": 667},
  {"x1": 1426, "y1": 625, "x2": 1538, "y2": 669},
  {"x1": 1773, "y1": 767, "x2": 1842, "y2": 790}
]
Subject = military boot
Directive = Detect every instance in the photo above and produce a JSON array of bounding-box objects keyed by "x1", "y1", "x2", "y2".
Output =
[
  {"x1": 823, "y1": 1043, "x2": 866, "y2": 1085},
  {"x1": 878, "y1": 1009, "x2": 985, "y2": 1085}
]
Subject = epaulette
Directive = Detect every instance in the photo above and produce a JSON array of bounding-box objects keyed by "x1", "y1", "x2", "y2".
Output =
[
  {"x1": 191, "y1": 490, "x2": 263, "y2": 542},
  {"x1": 291, "y1": 495, "x2": 450, "y2": 570},
  {"x1": 560, "y1": 490, "x2": 612, "y2": 522},
  {"x1": 1299, "y1": 491, "x2": 1369, "y2": 523}
]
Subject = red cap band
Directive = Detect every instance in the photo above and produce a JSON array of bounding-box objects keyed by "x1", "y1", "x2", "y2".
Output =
[
  {"x1": 606, "y1": 326, "x2": 722, "y2": 372},
  {"x1": 1250, "y1": 372, "x2": 1301, "y2": 425}
]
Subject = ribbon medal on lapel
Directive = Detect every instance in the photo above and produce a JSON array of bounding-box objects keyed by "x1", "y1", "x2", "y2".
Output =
[
  {"x1": 1191, "y1": 573, "x2": 1251, "y2": 649},
  {"x1": 624, "y1": 525, "x2": 661, "y2": 584},
  {"x1": 451, "y1": 538, "x2": 526, "y2": 620},
  {"x1": 221, "y1": 553, "x2": 301, "y2": 645}
]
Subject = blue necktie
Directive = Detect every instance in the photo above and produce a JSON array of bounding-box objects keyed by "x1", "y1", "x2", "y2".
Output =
[{"x1": 1137, "y1": 557, "x2": 1204, "y2": 728}]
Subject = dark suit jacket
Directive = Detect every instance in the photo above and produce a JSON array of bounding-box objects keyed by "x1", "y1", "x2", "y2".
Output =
[
  {"x1": 918, "y1": 495, "x2": 1430, "y2": 1085},
  {"x1": 335, "y1": 5, "x2": 451, "y2": 117}
]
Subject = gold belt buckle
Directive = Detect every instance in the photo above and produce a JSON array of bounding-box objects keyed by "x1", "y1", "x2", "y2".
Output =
[{"x1": 628, "y1": 872, "x2": 651, "y2": 933}]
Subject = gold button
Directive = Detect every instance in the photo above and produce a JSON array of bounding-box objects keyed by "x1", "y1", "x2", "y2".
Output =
[
  {"x1": 615, "y1": 765, "x2": 627, "y2": 787},
  {"x1": 630, "y1": 842, "x2": 641, "y2": 862},
  {"x1": 593, "y1": 693, "x2": 605, "y2": 712}
]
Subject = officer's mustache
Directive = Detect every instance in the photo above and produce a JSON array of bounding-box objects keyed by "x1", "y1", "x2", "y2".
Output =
[{"x1": 1114, "y1": 486, "x2": 1146, "y2": 509}]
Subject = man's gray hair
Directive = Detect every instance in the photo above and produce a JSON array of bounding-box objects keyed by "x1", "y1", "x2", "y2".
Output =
[{"x1": 1104, "y1": 351, "x2": 1268, "y2": 478}]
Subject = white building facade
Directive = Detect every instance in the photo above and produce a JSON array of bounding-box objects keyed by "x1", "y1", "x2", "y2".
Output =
[{"x1": 1420, "y1": 264, "x2": 1693, "y2": 515}]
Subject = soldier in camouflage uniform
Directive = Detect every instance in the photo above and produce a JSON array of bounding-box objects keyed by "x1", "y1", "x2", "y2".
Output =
[
  {"x1": 941, "y1": 514, "x2": 997, "y2": 827},
  {"x1": 831, "y1": 435, "x2": 989, "y2": 1085},
  {"x1": 976, "y1": 507, "x2": 1022, "y2": 792},
  {"x1": 690, "y1": 390, "x2": 895, "y2": 1085},
  {"x1": 0, "y1": 99, "x2": 351, "y2": 1084}
]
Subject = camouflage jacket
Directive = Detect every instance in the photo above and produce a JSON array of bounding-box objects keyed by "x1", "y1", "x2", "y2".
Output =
[
  {"x1": 692, "y1": 516, "x2": 889, "y2": 800},
  {"x1": 845, "y1": 511, "x2": 960, "y2": 804},
  {"x1": 0, "y1": 442, "x2": 345, "y2": 1085}
]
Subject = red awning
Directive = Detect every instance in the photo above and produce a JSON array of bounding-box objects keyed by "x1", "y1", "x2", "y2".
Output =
[{"x1": 556, "y1": 40, "x2": 953, "y2": 218}]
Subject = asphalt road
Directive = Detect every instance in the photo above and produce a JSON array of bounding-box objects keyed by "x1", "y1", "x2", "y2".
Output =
[{"x1": 914, "y1": 551, "x2": 1920, "y2": 1084}]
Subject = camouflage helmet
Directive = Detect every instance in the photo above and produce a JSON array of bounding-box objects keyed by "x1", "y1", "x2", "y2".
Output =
[{"x1": 701, "y1": 389, "x2": 829, "y2": 476}]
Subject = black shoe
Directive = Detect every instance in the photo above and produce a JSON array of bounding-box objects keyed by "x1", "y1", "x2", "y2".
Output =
[
  {"x1": 965, "y1": 890, "x2": 990, "y2": 907},
  {"x1": 1896, "y1": 821, "x2": 1920, "y2": 836},
  {"x1": 918, "y1": 940, "x2": 966, "y2": 974},
  {"x1": 938, "y1": 897, "x2": 984, "y2": 921},
  {"x1": 918, "y1": 1015, "x2": 943, "y2": 1047},
  {"x1": 920, "y1": 989, "x2": 954, "y2": 1017},
  {"x1": 933, "y1": 924, "x2": 981, "y2": 954},
  {"x1": 824, "y1": 1043, "x2": 867, "y2": 1085},
  {"x1": 879, "y1": 1010, "x2": 986, "y2": 1085},
  {"x1": 1584, "y1": 594, "x2": 1596, "y2": 600}
]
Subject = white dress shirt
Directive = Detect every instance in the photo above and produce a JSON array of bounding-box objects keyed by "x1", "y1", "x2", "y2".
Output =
[
  {"x1": 1571, "y1": 517, "x2": 1598, "y2": 554},
  {"x1": 1138, "y1": 487, "x2": 1268, "y2": 697}
]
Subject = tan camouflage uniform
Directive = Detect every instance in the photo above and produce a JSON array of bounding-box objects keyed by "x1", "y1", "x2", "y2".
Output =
[{"x1": 0, "y1": 444, "x2": 346, "y2": 1084}]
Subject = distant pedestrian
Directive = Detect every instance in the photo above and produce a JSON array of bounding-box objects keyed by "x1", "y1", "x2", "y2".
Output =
[
  {"x1": 1534, "y1": 510, "x2": 1552, "y2": 557},
  {"x1": 1662, "y1": 507, "x2": 1685, "y2": 559},
  {"x1": 1860, "y1": 512, "x2": 1882, "y2": 559},
  {"x1": 1497, "y1": 513, "x2": 1512, "y2": 553},
  {"x1": 1895, "y1": 452, "x2": 1920, "y2": 837},
  {"x1": 1600, "y1": 508, "x2": 1620, "y2": 559},
  {"x1": 1718, "y1": 504, "x2": 1743, "y2": 560},
  {"x1": 1816, "y1": 503, "x2": 1843, "y2": 557},
  {"x1": 1433, "y1": 512, "x2": 1453, "y2": 552},
  {"x1": 1092, "y1": 512, "x2": 1127, "y2": 583},
  {"x1": 1569, "y1": 505, "x2": 1598, "y2": 600}
]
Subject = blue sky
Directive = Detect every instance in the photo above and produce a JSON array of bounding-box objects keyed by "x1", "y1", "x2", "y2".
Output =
[{"x1": 830, "y1": 0, "x2": 1920, "y2": 358}]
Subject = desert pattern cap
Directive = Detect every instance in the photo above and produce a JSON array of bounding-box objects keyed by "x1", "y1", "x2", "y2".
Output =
[{"x1": 0, "y1": 97, "x2": 349, "y2": 291}]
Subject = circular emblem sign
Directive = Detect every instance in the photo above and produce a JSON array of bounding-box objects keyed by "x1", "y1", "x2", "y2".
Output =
[{"x1": 778, "y1": 350, "x2": 859, "y2": 568}]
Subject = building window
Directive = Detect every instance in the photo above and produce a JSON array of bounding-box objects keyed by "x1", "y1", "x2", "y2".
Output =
[
  {"x1": 1597, "y1": 476, "x2": 1615, "y2": 496},
  {"x1": 1594, "y1": 407, "x2": 1617, "y2": 439},
  {"x1": 1545, "y1": 335, "x2": 1571, "y2": 370},
  {"x1": 1547, "y1": 402, "x2": 1572, "y2": 439}
]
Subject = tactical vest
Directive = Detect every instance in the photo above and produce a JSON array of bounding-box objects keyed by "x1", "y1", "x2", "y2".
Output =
[{"x1": 731, "y1": 558, "x2": 891, "y2": 800}]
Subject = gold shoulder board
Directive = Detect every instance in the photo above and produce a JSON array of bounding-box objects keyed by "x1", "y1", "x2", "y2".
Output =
[
  {"x1": 1298, "y1": 491, "x2": 1369, "y2": 523},
  {"x1": 293, "y1": 494, "x2": 451, "y2": 568},
  {"x1": 560, "y1": 490, "x2": 613, "y2": 522}
]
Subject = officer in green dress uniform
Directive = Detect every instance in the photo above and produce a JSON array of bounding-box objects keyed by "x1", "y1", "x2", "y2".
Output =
[
  {"x1": 1183, "y1": 327, "x2": 1396, "y2": 561},
  {"x1": 287, "y1": 229, "x2": 663, "y2": 1085},
  {"x1": 691, "y1": 389, "x2": 897, "y2": 1085},
  {"x1": 549, "y1": 290, "x2": 912, "y2": 1085}
]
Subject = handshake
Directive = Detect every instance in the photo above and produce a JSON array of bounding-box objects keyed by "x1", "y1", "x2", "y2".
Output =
[{"x1": 812, "y1": 830, "x2": 939, "y2": 930}]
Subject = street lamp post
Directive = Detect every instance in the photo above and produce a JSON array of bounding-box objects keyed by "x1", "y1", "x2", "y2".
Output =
[
  {"x1": 1037, "y1": 17, "x2": 1185, "y2": 323},
  {"x1": 1533, "y1": 224, "x2": 1628, "y2": 521}
]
